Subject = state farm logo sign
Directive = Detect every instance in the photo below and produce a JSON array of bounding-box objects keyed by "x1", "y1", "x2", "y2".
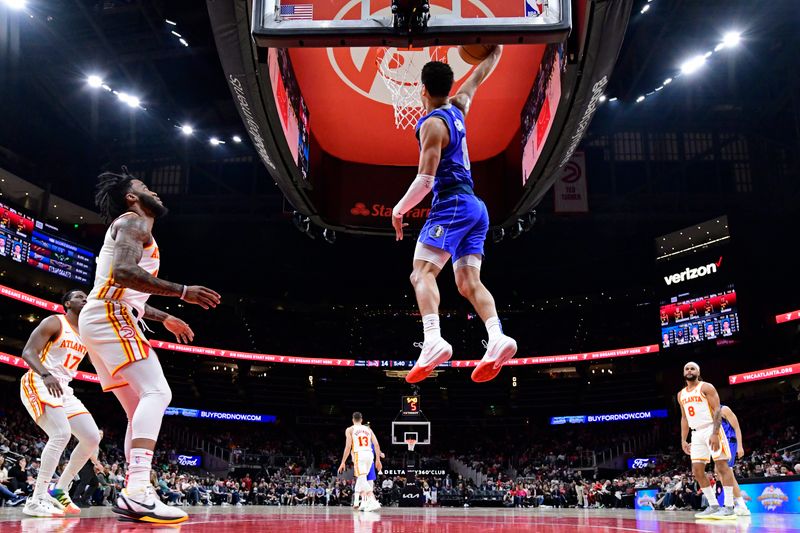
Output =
[
  {"x1": 663, "y1": 257, "x2": 723, "y2": 286},
  {"x1": 349, "y1": 202, "x2": 430, "y2": 219}
]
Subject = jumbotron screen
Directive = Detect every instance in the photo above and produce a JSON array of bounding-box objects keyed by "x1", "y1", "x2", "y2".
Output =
[
  {"x1": 0, "y1": 201, "x2": 95, "y2": 284},
  {"x1": 659, "y1": 287, "x2": 739, "y2": 349}
]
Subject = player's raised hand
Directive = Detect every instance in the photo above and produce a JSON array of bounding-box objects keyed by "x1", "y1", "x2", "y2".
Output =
[
  {"x1": 182, "y1": 285, "x2": 221, "y2": 310},
  {"x1": 392, "y1": 215, "x2": 408, "y2": 241},
  {"x1": 164, "y1": 315, "x2": 195, "y2": 344},
  {"x1": 337, "y1": 463, "x2": 346, "y2": 475}
]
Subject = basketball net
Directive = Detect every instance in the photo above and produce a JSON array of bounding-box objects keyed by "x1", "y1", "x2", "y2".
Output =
[
  {"x1": 376, "y1": 46, "x2": 448, "y2": 130},
  {"x1": 405, "y1": 438, "x2": 417, "y2": 452}
]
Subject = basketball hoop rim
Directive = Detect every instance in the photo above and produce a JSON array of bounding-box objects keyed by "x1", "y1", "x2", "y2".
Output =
[{"x1": 405, "y1": 438, "x2": 418, "y2": 451}]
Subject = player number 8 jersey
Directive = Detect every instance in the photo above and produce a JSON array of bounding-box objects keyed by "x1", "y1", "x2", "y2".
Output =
[{"x1": 679, "y1": 385, "x2": 714, "y2": 429}]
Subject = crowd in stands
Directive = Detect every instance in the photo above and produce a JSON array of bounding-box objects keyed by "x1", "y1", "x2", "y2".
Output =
[{"x1": 2, "y1": 396, "x2": 799, "y2": 511}]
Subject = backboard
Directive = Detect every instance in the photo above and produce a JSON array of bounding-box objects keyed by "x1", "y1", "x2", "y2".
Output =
[
  {"x1": 253, "y1": 0, "x2": 571, "y2": 48},
  {"x1": 391, "y1": 421, "x2": 431, "y2": 446}
]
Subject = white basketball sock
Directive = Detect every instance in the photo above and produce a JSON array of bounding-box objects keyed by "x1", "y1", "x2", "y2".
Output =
[
  {"x1": 422, "y1": 314, "x2": 441, "y2": 343},
  {"x1": 485, "y1": 316, "x2": 502, "y2": 341},
  {"x1": 723, "y1": 486, "x2": 734, "y2": 507},
  {"x1": 701, "y1": 486, "x2": 717, "y2": 507},
  {"x1": 127, "y1": 448, "x2": 153, "y2": 493}
]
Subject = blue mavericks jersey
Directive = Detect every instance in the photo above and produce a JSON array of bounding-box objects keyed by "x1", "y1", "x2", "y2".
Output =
[{"x1": 416, "y1": 104, "x2": 474, "y2": 200}]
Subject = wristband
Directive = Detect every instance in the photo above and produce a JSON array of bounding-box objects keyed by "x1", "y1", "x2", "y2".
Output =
[
  {"x1": 180, "y1": 285, "x2": 188, "y2": 300},
  {"x1": 41, "y1": 372, "x2": 51, "y2": 378}
]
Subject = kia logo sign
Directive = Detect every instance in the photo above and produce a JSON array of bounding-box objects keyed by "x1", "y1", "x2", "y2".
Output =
[{"x1": 561, "y1": 161, "x2": 582, "y2": 184}]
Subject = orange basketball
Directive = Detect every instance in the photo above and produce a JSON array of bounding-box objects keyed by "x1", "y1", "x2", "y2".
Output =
[{"x1": 458, "y1": 44, "x2": 496, "y2": 65}]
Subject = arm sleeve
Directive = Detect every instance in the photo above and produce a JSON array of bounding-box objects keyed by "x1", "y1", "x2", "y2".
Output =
[{"x1": 392, "y1": 174, "x2": 435, "y2": 218}]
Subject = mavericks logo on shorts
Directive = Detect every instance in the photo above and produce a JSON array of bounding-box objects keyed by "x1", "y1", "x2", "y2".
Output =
[{"x1": 429, "y1": 225, "x2": 444, "y2": 239}]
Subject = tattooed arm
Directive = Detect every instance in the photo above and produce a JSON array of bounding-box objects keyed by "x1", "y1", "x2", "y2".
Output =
[
  {"x1": 111, "y1": 214, "x2": 221, "y2": 309},
  {"x1": 111, "y1": 215, "x2": 182, "y2": 296}
]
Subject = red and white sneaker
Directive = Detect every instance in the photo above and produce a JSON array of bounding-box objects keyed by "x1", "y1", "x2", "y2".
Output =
[
  {"x1": 406, "y1": 338, "x2": 453, "y2": 383},
  {"x1": 113, "y1": 486, "x2": 188, "y2": 524},
  {"x1": 471, "y1": 335, "x2": 517, "y2": 382}
]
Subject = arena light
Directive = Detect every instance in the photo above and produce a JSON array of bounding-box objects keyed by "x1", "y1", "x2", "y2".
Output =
[
  {"x1": 171, "y1": 30, "x2": 182, "y2": 38},
  {"x1": 599, "y1": 95, "x2": 607, "y2": 103},
  {"x1": 680, "y1": 54, "x2": 706, "y2": 75},
  {"x1": 179, "y1": 38, "x2": 189, "y2": 47},
  {"x1": 720, "y1": 31, "x2": 741, "y2": 49},
  {"x1": 87, "y1": 75, "x2": 104, "y2": 88},
  {"x1": 209, "y1": 137, "x2": 225, "y2": 146},
  {"x1": 640, "y1": 4, "x2": 649, "y2": 13},
  {"x1": 180, "y1": 125, "x2": 194, "y2": 136},
  {"x1": 635, "y1": 95, "x2": 645, "y2": 103},
  {"x1": 165, "y1": 19, "x2": 177, "y2": 26},
  {"x1": 117, "y1": 92, "x2": 140, "y2": 108},
  {"x1": 2, "y1": 0, "x2": 27, "y2": 10},
  {"x1": 663, "y1": 77, "x2": 672, "y2": 85},
  {"x1": 232, "y1": 135, "x2": 242, "y2": 143},
  {"x1": 608, "y1": 97, "x2": 618, "y2": 102}
]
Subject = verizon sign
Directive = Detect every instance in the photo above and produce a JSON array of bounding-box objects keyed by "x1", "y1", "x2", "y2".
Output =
[{"x1": 664, "y1": 257, "x2": 723, "y2": 286}]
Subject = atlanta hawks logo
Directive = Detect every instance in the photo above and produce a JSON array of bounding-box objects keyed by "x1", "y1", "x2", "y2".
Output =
[
  {"x1": 326, "y1": 1, "x2": 494, "y2": 107},
  {"x1": 118, "y1": 325, "x2": 137, "y2": 339}
]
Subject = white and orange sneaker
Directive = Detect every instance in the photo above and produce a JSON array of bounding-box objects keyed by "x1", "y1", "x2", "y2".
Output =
[
  {"x1": 471, "y1": 335, "x2": 517, "y2": 383},
  {"x1": 113, "y1": 486, "x2": 188, "y2": 524},
  {"x1": 406, "y1": 338, "x2": 453, "y2": 383},
  {"x1": 48, "y1": 488, "x2": 80, "y2": 515}
]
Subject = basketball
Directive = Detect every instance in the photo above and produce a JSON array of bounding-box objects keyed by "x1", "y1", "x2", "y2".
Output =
[{"x1": 458, "y1": 44, "x2": 496, "y2": 65}]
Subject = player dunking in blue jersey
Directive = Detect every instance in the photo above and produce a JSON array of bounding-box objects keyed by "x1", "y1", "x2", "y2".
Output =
[{"x1": 392, "y1": 46, "x2": 517, "y2": 383}]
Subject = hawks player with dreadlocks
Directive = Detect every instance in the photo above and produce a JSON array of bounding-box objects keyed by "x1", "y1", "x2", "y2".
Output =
[{"x1": 79, "y1": 169, "x2": 220, "y2": 524}]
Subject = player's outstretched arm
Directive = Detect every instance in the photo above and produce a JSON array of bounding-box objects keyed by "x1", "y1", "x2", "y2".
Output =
[
  {"x1": 112, "y1": 215, "x2": 221, "y2": 309},
  {"x1": 21, "y1": 315, "x2": 63, "y2": 397},
  {"x1": 144, "y1": 304, "x2": 195, "y2": 344},
  {"x1": 451, "y1": 45, "x2": 503, "y2": 116}
]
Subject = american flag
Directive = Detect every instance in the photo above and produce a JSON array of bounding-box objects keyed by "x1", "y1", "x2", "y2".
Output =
[{"x1": 280, "y1": 3, "x2": 313, "y2": 20}]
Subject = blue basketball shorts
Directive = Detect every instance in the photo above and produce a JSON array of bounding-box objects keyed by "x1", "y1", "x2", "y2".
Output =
[
  {"x1": 418, "y1": 194, "x2": 489, "y2": 262},
  {"x1": 727, "y1": 442, "x2": 737, "y2": 467}
]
